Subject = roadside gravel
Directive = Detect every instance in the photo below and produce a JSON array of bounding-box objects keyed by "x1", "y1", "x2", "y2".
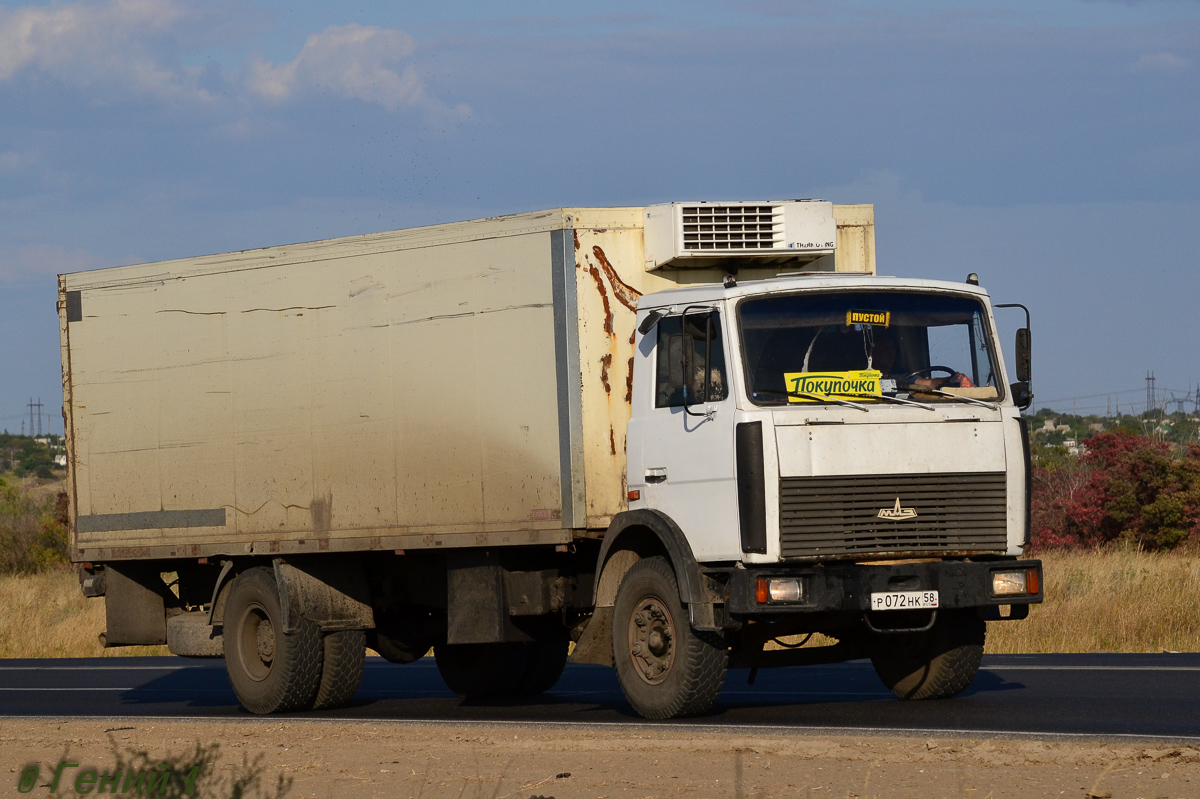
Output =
[{"x1": 3, "y1": 719, "x2": 1199, "y2": 798}]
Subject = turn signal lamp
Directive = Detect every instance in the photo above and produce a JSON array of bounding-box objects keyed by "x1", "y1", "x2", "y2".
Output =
[
  {"x1": 1025, "y1": 568, "x2": 1040, "y2": 595},
  {"x1": 756, "y1": 577, "x2": 804, "y2": 603},
  {"x1": 992, "y1": 571, "x2": 1027, "y2": 596}
]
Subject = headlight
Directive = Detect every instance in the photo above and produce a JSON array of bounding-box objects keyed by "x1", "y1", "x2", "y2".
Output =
[
  {"x1": 992, "y1": 571, "x2": 1028, "y2": 596},
  {"x1": 756, "y1": 577, "x2": 804, "y2": 603}
]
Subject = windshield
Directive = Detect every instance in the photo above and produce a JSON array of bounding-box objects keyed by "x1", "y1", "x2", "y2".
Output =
[{"x1": 738, "y1": 291, "x2": 1002, "y2": 406}]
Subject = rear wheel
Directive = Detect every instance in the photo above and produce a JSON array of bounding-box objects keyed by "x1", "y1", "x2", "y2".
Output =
[
  {"x1": 515, "y1": 640, "x2": 569, "y2": 696},
  {"x1": 368, "y1": 606, "x2": 439, "y2": 664},
  {"x1": 612, "y1": 556, "x2": 727, "y2": 719},
  {"x1": 870, "y1": 609, "x2": 985, "y2": 700},
  {"x1": 435, "y1": 643, "x2": 528, "y2": 699},
  {"x1": 223, "y1": 567, "x2": 323, "y2": 714},
  {"x1": 312, "y1": 629, "x2": 365, "y2": 710}
]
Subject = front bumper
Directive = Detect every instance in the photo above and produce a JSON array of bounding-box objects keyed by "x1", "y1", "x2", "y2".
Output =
[{"x1": 723, "y1": 558, "x2": 1043, "y2": 616}]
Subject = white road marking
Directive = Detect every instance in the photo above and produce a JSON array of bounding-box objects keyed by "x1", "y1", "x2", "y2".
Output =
[
  {"x1": 983, "y1": 666, "x2": 1200, "y2": 672},
  {"x1": 0, "y1": 687, "x2": 133, "y2": 691},
  {"x1": 0, "y1": 666, "x2": 191, "y2": 671}
]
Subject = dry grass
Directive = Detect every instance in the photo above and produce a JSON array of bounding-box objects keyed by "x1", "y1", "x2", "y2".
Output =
[
  {"x1": 987, "y1": 548, "x2": 1200, "y2": 653},
  {"x1": 1, "y1": 550, "x2": 1197, "y2": 659},
  {"x1": 0, "y1": 568, "x2": 167, "y2": 658}
]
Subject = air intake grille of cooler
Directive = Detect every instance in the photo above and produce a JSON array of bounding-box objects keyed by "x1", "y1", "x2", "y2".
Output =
[
  {"x1": 778, "y1": 472, "x2": 1008, "y2": 559},
  {"x1": 681, "y1": 205, "x2": 782, "y2": 250}
]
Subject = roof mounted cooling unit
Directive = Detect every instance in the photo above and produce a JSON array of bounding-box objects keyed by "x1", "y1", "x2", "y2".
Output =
[{"x1": 643, "y1": 200, "x2": 836, "y2": 271}]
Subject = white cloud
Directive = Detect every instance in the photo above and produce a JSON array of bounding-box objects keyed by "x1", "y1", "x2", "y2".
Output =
[
  {"x1": 247, "y1": 24, "x2": 470, "y2": 118},
  {"x1": 1131, "y1": 52, "x2": 1191, "y2": 73},
  {"x1": 0, "y1": 244, "x2": 99, "y2": 281},
  {"x1": 0, "y1": 0, "x2": 203, "y2": 99},
  {"x1": 0, "y1": 1, "x2": 468, "y2": 116}
]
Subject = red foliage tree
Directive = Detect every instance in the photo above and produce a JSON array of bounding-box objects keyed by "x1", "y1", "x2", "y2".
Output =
[{"x1": 1030, "y1": 431, "x2": 1200, "y2": 552}]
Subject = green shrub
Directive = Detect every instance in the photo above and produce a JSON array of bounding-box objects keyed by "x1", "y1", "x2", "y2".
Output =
[{"x1": 0, "y1": 478, "x2": 69, "y2": 573}]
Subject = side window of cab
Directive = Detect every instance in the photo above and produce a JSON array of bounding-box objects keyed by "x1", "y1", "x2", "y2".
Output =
[{"x1": 654, "y1": 311, "x2": 728, "y2": 408}]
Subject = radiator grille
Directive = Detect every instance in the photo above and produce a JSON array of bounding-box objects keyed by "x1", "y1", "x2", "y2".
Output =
[
  {"x1": 779, "y1": 472, "x2": 1008, "y2": 559},
  {"x1": 682, "y1": 205, "x2": 782, "y2": 251}
]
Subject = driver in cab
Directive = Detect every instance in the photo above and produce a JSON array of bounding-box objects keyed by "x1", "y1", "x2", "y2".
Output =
[{"x1": 872, "y1": 334, "x2": 974, "y2": 390}]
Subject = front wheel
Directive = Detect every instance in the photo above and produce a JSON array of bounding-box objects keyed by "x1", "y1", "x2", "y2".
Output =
[
  {"x1": 870, "y1": 609, "x2": 985, "y2": 700},
  {"x1": 612, "y1": 556, "x2": 727, "y2": 719}
]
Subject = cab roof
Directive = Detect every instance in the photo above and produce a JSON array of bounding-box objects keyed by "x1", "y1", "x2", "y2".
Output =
[{"x1": 637, "y1": 273, "x2": 991, "y2": 311}]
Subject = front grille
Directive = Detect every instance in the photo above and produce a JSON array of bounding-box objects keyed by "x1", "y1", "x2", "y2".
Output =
[
  {"x1": 779, "y1": 472, "x2": 1008, "y2": 559},
  {"x1": 682, "y1": 205, "x2": 782, "y2": 250}
]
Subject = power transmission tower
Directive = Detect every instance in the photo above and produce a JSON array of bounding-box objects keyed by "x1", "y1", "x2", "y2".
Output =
[
  {"x1": 27, "y1": 398, "x2": 35, "y2": 438},
  {"x1": 1146, "y1": 372, "x2": 1156, "y2": 415},
  {"x1": 35, "y1": 397, "x2": 43, "y2": 437}
]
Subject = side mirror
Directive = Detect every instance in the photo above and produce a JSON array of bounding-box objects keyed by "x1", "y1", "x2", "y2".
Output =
[
  {"x1": 1015, "y1": 328, "x2": 1031, "y2": 383},
  {"x1": 638, "y1": 309, "x2": 664, "y2": 335},
  {"x1": 1010, "y1": 380, "x2": 1033, "y2": 411}
]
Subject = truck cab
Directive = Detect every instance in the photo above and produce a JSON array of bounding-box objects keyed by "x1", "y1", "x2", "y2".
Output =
[{"x1": 584, "y1": 272, "x2": 1042, "y2": 719}]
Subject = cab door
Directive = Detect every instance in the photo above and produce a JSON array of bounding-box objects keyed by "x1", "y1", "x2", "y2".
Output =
[{"x1": 639, "y1": 308, "x2": 740, "y2": 562}]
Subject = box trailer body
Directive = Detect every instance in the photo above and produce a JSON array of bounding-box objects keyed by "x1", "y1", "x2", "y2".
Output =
[
  {"x1": 60, "y1": 203, "x2": 875, "y2": 560},
  {"x1": 59, "y1": 200, "x2": 1042, "y2": 720}
]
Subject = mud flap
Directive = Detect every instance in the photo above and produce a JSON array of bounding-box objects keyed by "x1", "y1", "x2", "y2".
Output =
[
  {"x1": 273, "y1": 559, "x2": 374, "y2": 634},
  {"x1": 102, "y1": 564, "x2": 169, "y2": 646},
  {"x1": 568, "y1": 606, "x2": 614, "y2": 666}
]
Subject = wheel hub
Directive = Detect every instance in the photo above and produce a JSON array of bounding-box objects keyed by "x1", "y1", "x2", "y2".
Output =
[
  {"x1": 237, "y1": 603, "x2": 276, "y2": 682},
  {"x1": 628, "y1": 596, "x2": 675, "y2": 685},
  {"x1": 256, "y1": 618, "x2": 276, "y2": 662}
]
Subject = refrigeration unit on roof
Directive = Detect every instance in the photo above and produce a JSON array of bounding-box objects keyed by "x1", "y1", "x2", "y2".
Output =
[{"x1": 643, "y1": 200, "x2": 837, "y2": 271}]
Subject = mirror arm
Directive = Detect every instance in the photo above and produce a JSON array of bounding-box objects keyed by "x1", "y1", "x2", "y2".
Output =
[
  {"x1": 681, "y1": 305, "x2": 714, "y2": 418},
  {"x1": 995, "y1": 302, "x2": 1033, "y2": 389},
  {"x1": 994, "y1": 303, "x2": 1031, "y2": 330}
]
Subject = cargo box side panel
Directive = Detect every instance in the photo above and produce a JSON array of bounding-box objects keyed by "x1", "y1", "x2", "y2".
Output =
[
  {"x1": 66, "y1": 230, "x2": 569, "y2": 559},
  {"x1": 385, "y1": 234, "x2": 564, "y2": 530}
]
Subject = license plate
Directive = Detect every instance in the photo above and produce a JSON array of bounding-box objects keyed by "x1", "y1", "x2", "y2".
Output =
[{"x1": 870, "y1": 590, "x2": 939, "y2": 611}]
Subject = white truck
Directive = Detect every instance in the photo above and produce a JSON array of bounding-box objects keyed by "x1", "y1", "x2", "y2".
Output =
[{"x1": 60, "y1": 200, "x2": 1042, "y2": 719}]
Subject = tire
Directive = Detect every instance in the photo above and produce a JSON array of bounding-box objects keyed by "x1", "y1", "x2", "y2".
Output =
[
  {"x1": 435, "y1": 643, "x2": 528, "y2": 699},
  {"x1": 612, "y1": 556, "x2": 728, "y2": 719},
  {"x1": 368, "y1": 606, "x2": 438, "y2": 664},
  {"x1": 870, "y1": 609, "x2": 986, "y2": 700},
  {"x1": 312, "y1": 629, "x2": 366, "y2": 710},
  {"x1": 223, "y1": 567, "x2": 323, "y2": 714},
  {"x1": 515, "y1": 640, "x2": 569, "y2": 696}
]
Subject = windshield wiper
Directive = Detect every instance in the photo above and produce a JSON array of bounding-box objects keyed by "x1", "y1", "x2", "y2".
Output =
[
  {"x1": 751, "y1": 389, "x2": 868, "y2": 412},
  {"x1": 839, "y1": 392, "x2": 935, "y2": 411},
  {"x1": 908, "y1": 386, "x2": 999, "y2": 409}
]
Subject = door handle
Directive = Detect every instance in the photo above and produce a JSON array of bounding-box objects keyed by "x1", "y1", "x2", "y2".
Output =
[{"x1": 645, "y1": 467, "x2": 667, "y2": 483}]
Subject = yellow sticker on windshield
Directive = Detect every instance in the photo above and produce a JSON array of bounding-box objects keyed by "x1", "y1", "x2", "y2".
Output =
[
  {"x1": 846, "y1": 309, "x2": 890, "y2": 327},
  {"x1": 783, "y1": 370, "x2": 882, "y2": 403}
]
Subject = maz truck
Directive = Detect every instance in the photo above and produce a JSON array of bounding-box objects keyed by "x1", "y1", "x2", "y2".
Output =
[{"x1": 60, "y1": 200, "x2": 1042, "y2": 719}]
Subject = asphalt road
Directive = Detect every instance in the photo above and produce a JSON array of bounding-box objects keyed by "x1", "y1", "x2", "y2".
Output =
[{"x1": 1, "y1": 654, "x2": 1197, "y2": 740}]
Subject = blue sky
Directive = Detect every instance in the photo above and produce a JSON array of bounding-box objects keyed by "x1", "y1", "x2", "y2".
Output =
[{"x1": 1, "y1": 0, "x2": 1198, "y2": 433}]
